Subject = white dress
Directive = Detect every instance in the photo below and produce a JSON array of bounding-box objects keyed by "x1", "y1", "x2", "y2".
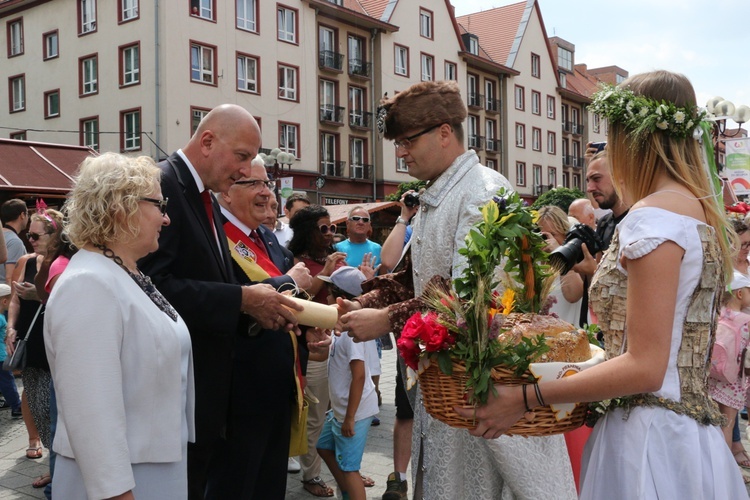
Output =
[{"x1": 583, "y1": 208, "x2": 748, "y2": 499}]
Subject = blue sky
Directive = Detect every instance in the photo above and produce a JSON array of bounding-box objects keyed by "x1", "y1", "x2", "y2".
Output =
[{"x1": 453, "y1": 0, "x2": 750, "y2": 125}]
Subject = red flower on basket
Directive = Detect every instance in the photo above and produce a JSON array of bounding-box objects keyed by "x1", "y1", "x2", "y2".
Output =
[{"x1": 398, "y1": 311, "x2": 456, "y2": 370}]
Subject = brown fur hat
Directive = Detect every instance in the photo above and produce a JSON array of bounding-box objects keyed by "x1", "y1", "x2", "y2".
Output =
[{"x1": 378, "y1": 80, "x2": 467, "y2": 140}]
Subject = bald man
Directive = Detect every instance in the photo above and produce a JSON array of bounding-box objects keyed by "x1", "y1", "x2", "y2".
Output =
[
  {"x1": 568, "y1": 198, "x2": 596, "y2": 230},
  {"x1": 139, "y1": 104, "x2": 302, "y2": 499}
]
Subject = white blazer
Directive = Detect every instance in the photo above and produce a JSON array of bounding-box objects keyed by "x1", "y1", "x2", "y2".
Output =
[{"x1": 44, "y1": 250, "x2": 195, "y2": 499}]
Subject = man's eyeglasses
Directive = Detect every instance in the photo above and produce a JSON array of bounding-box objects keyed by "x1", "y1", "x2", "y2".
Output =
[
  {"x1": 393, "y1": 123, "x2": 443, "y2": 150},
  {"x1": 319, "y1": 224, "x2": 337, "y2": 235},
  {"x1": 348, "y1": 216, "x2": 370, "y2": 223},
  {"x1": 26, "y1": 231, "x2": 52, "y2": 241},
  {"x1": 234, "y1": 179, "x2": 276, "y2": 190},
  {"x1": 140, "y1": 197, "x2": 169, "y2": 216}
]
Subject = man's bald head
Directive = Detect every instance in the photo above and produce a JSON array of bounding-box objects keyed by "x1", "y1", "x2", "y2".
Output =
[{"x1": 568, "y1": 198, "x2": 596, "y2": 229}]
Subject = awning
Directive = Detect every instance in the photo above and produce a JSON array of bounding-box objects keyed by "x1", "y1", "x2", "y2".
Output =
[
  {"x1": 0, "y1": 138, "x2": 97, "y2": 199},
  {"x1": 280, "y1": 201, "x2": 400, "y2": 225}
]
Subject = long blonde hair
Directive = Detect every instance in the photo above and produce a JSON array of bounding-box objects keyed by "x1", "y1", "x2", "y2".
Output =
[{"x1": 608, "y1": 70, "x2": 734, "y2": 279}]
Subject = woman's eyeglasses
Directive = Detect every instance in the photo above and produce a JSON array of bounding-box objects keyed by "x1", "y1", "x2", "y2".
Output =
[
  {"x1": 348, "y1": 216, "x2": 370, "y2": 223},
  {"x1": 140, "y1": 197, "x2": 169, "y2": 216},
  {"x1": 319, "y1": 224, "x2": 337, "y2": 235},
  {"x1": 26, "y1": 231, "x2": 52, "y2": 241}
]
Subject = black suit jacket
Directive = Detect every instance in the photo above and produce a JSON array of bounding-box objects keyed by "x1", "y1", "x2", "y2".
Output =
[
  {"x1": 219, "y1": 216, "x2": 298, "y2": 417},
  {"x1": 138, "y1": 152, "x2": 245, "y2": 444}
]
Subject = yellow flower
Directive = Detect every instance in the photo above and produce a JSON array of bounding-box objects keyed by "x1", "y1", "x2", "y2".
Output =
[{"x1": 501, "y1": 289, "x2": 516, "y2": 315}]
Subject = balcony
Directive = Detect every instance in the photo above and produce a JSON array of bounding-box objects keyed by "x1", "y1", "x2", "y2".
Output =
[
  {"x1": 468, "y1": 135, "x2": 484, "y2": 150},
  {"x1": 348, "y1": 59, "x2": 371, "y2": 79},
  {"x1": 349, "y1": 111, "x2": 372, "y2": 130},
  {"x1": 573, "y1": 123, "x2": 585, "y2": 135},
  {"x1": 350, "y1": 163, "x2": 373, "y2": 180},
  {"x1": 320, "y1": 105, "x2": 345, "y2": 125},
  {"x1": 534, "y1": 184, "x2": 553, "y2": 196},
  {"x1": 485, "y1": 138, "x2": 500, "y2": 153},
  {"x1": 318, "y1": 50, "x2": 344, "y2": 72},
  {"x1": 468, "y1": 93, "x2": 484, "y2": 109},
  {"x1": 562, "y1": 121, "x2": 572, "y2": 133},
  {"x1": 321, "y1": 160, "x2": 346, "y2": 178},
  {"x1": 563, "y1": 155, "x2": 584, "y2": 168},
  {"x1": 485, "y1": 97, "x2": 501, "y2": 114}
]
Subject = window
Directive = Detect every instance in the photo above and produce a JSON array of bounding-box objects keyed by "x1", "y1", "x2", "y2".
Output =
[
  {"x1": 319, "y1": 79, "x2": 336, "y2": 121},
  {"x1": 420, "y1": 53, "x2": 433, "y2": 81},
  {"x1": 120, "y1": 43, "x2": 140, "y2": 86},
  {"x1": 559, "y1": 71, "x2": 567, "y2": 88},
  {"x1": 571, "y1": 108, "x2": 580, "y2": 130},
  {"x1": 121, "y1": 108, "x2": 141, "y2": 151},
  {"x1": 547, "y1": 131, "x2": 556, "y2": 154},
  {"x1": 277, "y1": 6, "x2": 297, "y2": 43},
  {"x1": 394, "y1": 45, "x2": 408, "y2": 76},
  {"x1": 531, "y1": 53, "x2": 540, "y2": 78},
  {"x1": 237, "y1": 53, "x2": 259, "y2": 93},
  {"x1": 514, "y1": 85, "x2": 524, "y2": 110},
  {"x1": 236, "y1": 0, "x2": 257, "y2": 32},
  {"x1": 278, "y1": 64, "x2": 298, "y2": 101},
  {"x1": 321, "y1": 133, "x2": 337, "y2": 176},
  {"x1": 419, "y1": 9, "x2": 432, "y2": 39},
  {"x1": 467, "y1": 115, "x2": 478, "y2": 148},
  {"x1": 467, "y1": 74, "x2": 479, "y2": 106},
  {"x1": 280, "y1": 122, "x2": 299, "y2": 157},
  {"x1": 79, "y1": 0, "x2": 97, "y2": 34},
  {"x1": 349, "y1": 86, "x2": 365, "y2": 127},
  {"x1": 80, "y1": 117, "x2": 99, "y2": 150},
  {"x1": 547, "y1": 95, "x2": 555, "y2": 119},
  {"x1": 616, "y1": 73, "x2": 626, "y2": 84},
  {"x1": 515, "y1": 123, "x2": 525, "y2": 148},
  {"x1": 43, "y1": 30, "x2": 58, "y2": 60},
  {"x1": 10, "y1": 131, "x2": 26, "y2": 140},
  {"x1": 190, "y1": 0, "x2": 214, "y2": 20},
  {"x1": 573, "y1": 174, "x2": 581, "y2": 189},
  {"x1": 561, "y1": 138, "x2": 568, "y2": 159},
  {"x1": 44, "y1": 90, "x2": 60, "y2": 118},
  {"x1": 468, "y1": 36, "x2": 478, "y2": 55},
  {"x1": 350, "y1": 137, "x2": 365, "y2": 179},
  {"x1": 445, "y1": 61, "x2": 457, "y2": 80},
  {"x1": 558, "y1": 47, "x2": 572, "y2": 71},
  {"x1": 486, "y1": 159, "x2": 496, "y2": 171},
  {"x1": 190, "y1": 42, "x2": 216, "y2": 84},
  {"x1": 592, "y1": 114, "x2": 601, "y2": 133},
  {"x1": 191, "y1": 107, "x2": 209, "y2": 135},
  {"x1": 119, "y1": 0, "x2": 139, "y2": 22},
  {"x1": 485, "y1": 80, "x2": 496, "y2": 111},
  {"x1": 9, "y1": 75, "x2": 25, "y2": 112},
  {"x1": 533, "y1": 165, "x2": 542, "y2": 190},
  {"x1": 516, "y1": 162, "x2": 526, "y2": 186},
  {"x1": 532, "y1": 127, "x2": 541, "y2": 151},
  {"x1": 562, "y1": 172, "x2": 570, "y2": 188},
  {"x1": 396, "y1": 157, "x2": 408, "y2": 173},
  {"x1": 572, "y1": 141, "x2": 581, "y2": 165},
  {"x1": 80, "y1": 55, "x2": 98, "y2": 95},
  {"x1": 348, "y1": 35, "x2": 366, "y2": 76},
  {"x1": 548, "y1": 167, "x2": 557, "y2": 187},
  {"x1": 531, "y1": 91, "x2": 540, "y2": 115},
  {"x1": 561, "y1": 104, "x2": 569, "y2": 127},
  {"x1": 8, "y1": 19, "x2": 23, "y2": 57},
  {"x1": 486, "y1": 119, "x2": 496, "y2": 151}
]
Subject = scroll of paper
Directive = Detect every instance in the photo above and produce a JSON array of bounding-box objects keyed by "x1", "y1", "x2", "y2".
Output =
[{"x1": 285, "y1": 296, "x2": 338, "y2": 329}]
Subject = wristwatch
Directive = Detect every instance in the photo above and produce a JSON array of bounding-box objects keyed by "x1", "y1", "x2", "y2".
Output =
[{"x1": 395, "y1": 216, "x2": 408, "y2": 226}]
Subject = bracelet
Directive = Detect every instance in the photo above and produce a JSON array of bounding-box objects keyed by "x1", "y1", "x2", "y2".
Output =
[
  {"x1": 395, "y1": 216, "x2": 408, "y2": 226},
  {"x1": 522, "y1": 384, "x2": 536, "y2": 422},
  {"x1": 534, "y1": 382, "x2": 546, "y2": 407}
]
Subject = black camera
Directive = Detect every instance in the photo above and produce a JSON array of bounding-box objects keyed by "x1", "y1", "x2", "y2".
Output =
[
  {"x1": 549, "y1": 223, "x2": 604, "y2": 275},
  {"x1": 403, "y1": 193, "x2": 420, "y2": 208}
]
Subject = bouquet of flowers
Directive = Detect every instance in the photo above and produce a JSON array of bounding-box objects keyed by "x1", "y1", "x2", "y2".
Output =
[{"x1": 398, "y1": 188, "x2": 554, "y2": 406}]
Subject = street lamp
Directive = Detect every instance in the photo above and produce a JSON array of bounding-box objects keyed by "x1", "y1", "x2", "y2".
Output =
[
  {"x1": 705, "y1": 97, "x2": 750, "y2": 171},
  {"x1": 259, "y1": 148, "x2": 296, "y2": 215}
]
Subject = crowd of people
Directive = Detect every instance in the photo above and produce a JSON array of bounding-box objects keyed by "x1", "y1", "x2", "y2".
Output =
[{"x1": 1, "y1": 71, "x2": 749, "y2": 500}]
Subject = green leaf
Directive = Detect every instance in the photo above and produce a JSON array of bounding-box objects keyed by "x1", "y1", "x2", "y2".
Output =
[{"x1": 437, "y1": 351, "x2": 454, "y2": 375}]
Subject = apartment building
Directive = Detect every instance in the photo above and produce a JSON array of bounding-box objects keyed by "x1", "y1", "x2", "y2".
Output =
[{"x1": 0, "y1": 0, "x2": 626, "y2": 202}]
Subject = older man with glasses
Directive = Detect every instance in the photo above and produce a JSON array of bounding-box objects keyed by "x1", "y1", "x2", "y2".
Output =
[{"x1": 335, "y1": 206, "x2": 382, "y2": 273}]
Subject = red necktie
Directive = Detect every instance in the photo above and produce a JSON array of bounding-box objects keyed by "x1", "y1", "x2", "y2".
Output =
[
  {"x1": 201, "y1": 190, "x2": 214, "y2": 229},
  {"x1": 250, "y1": 229, "x2": 268, "y2": 257}
]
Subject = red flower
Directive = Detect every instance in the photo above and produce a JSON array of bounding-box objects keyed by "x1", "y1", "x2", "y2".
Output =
[
  {"x1": 397, "y1": 336, "x2": 420, "y2": 370},
  {"x1": 420, "y1": 312, "x2": 455, "y2": 352}
]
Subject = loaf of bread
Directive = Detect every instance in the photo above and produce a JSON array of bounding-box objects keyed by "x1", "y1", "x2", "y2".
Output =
[{"x1": 498, "y1": 313, "x2": 591, "y2": 363}]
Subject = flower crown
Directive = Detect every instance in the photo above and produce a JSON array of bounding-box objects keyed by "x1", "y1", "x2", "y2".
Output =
[{"x1": 589, "y1": 84, "x2": 706, "y2": 141}]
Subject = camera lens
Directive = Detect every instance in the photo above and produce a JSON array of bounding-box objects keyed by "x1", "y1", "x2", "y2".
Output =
[{"x1": 549, "y1": 242, "x2": 583, "y2": 275}]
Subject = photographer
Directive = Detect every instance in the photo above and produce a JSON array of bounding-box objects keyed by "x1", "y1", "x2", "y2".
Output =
[{"x1": 380, "y1": 190, "x2": 419, "y2": 272}]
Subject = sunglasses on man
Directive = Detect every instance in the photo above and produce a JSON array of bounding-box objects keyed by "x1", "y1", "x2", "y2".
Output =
[{"x1": 348, "y1": 216, "x2": 370, "y2": 223}]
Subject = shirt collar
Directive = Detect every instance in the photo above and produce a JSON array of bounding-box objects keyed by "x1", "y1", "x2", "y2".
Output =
[
  {"x1": 176, "y1": 149, "x2": 206, "y2": 194},
  {"x1": 219, "y1": 205, "x2": 255, "y2": 236}
]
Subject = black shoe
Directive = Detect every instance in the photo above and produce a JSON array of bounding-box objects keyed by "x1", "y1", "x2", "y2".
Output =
[
  {"x1": 382, "y1": 472, "x2": 408, "y2": 500},
  {"x1": 11, "y1": 407, "x2": 22, "y2": 418}
]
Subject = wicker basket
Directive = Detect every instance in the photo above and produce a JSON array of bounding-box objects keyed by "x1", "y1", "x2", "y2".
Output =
[{"x1": 419, "y1": 360, "x2": 587, "y2": 435}]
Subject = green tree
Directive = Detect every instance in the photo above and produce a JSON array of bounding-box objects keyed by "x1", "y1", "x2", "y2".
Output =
[
  {"x1": 386, "y1": 180, "x2": 427, "y2": 201},
  {"x1": 531, "y1": 187, "x2": 586, "y2": 213}
]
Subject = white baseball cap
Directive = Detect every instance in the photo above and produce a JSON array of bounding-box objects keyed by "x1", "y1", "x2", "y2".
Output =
[{"x1": 728, "y1": 270, "x2": 750, "y2": 292}]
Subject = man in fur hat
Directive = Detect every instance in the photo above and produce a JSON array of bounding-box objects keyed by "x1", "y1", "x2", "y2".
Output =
[{"x1": 340, "y1": 81, "x2": 576, "y2": 499}]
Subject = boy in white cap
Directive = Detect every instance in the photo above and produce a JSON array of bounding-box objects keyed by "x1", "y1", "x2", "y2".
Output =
[
  {"x1": 0, "y1": 283, "x2": 22, "y2": 417},
  {"x1": 317, "y1": 267, "x2": 379, "y2": 500}
]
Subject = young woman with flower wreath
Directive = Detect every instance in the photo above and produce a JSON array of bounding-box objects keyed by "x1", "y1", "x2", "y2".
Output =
[{"x1": 458, "y1": 70, "x2": 748, "y2": 498}]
